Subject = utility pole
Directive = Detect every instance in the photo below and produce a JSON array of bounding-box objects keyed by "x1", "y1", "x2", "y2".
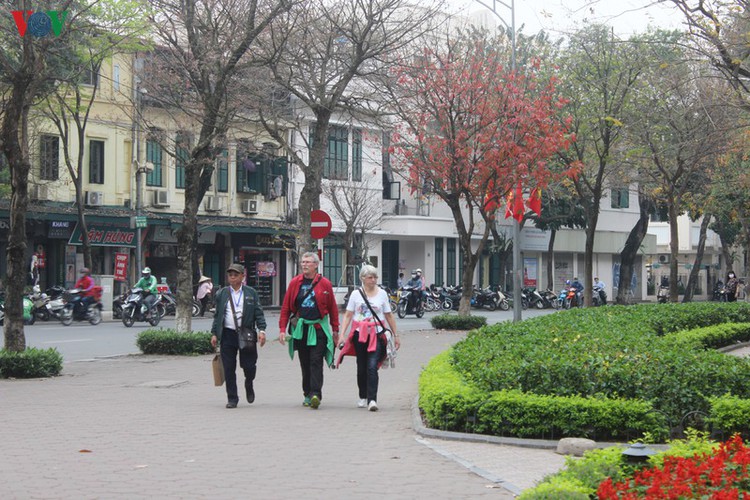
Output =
[{"x1": 475, "y1": 0, "x2": 522, "y2": 322}]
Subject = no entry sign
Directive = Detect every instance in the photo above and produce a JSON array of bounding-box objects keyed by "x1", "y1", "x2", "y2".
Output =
[{"x1": 310, "y1": 209, "x2": 332, "y2": 239}]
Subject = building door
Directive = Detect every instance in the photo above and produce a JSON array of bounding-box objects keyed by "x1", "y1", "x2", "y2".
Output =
[{"x1": 382, "y1": 240, "x2": 400, "y2": 289}]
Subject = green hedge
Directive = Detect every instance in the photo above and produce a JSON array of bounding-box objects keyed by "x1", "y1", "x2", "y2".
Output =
[
  {"x1": 422, "y1": 303, "x2": 750, "y2": 441},
  {"x1": 430, "y1": 313, "x2": 487, "y2": 330},
  {"x1": 419, "y1": 352, "x2": 666, "y2": 441},
  {"x1": 0, "y1": 347, "x2": 63, "y2": 378},
  {"x1": 136, "y1": 329, "x2": 213, "y2": 355}
]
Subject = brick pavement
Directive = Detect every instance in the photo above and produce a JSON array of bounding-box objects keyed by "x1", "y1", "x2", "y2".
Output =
[{"x1": 0, "y1": 330, "x2": 570, "y2": 499}]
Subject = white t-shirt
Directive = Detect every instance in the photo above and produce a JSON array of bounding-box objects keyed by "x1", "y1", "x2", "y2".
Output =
[{"x1": 346, "y1": 288, "x2": 391, "y2": 323}]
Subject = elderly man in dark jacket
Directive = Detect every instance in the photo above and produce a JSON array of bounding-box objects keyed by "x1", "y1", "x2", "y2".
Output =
[{"x1": 211, "y1": 263, "x2": 267, "y2": 408}]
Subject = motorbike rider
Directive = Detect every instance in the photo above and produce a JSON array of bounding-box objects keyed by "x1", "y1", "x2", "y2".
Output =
[
  {"x1": 134, "y1": 267, "x2": 158, "y2": 315},
  {"x1": 593, "y1": 277, "x2": 607, "y2": 305},
  {"x1": 73, "y1": 268, "x2": 96, "y2": 312},
  {"x1": 567, "y1": 277, "x2": 584, "y2": 307},
  {"x1": 405, "y1": 270, "x2": 424, "y2": 310}
]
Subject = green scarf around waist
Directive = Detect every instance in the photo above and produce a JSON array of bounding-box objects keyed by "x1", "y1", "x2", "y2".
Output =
[{"x1": 288, "y1": 316, "x2": 335, "y2": 367}]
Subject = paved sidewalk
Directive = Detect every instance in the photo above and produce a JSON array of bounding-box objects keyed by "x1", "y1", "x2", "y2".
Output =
[{"x1": 1, "y1": 330, "x2": 566, "y2": 499}]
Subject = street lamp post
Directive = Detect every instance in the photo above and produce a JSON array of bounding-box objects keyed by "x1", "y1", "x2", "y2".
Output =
[
  {"x1": 475, "y1": 0, "x2": 522, "y2": 322},
  {"x1": 134, "y1": 84, "x2": 147, "y2": 277}
]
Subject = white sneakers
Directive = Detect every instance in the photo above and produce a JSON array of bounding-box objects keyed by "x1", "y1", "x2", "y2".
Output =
[
  {"x1": 357, "y1": 398, "x2": 367, "y2": 408},
  {"x1": 368, "y1": 400, "x2": 378, "y2": 412}
]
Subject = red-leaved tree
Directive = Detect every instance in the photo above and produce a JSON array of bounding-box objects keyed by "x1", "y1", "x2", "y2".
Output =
[{"x1": 389, "y1": 31, "x2": 578, "y2": 314}]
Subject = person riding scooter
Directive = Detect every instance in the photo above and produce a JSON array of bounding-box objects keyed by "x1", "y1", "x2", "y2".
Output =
[
  {"x1": 134, "y1": 267, "x2": 158, "y2": 315},
  {"x1": 73, "y1": 268, "x2": 96, "y2": 313}
]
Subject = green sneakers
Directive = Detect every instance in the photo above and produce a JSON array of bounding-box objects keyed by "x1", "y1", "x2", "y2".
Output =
[
  {"x1": 310, "y1": 395, "x2": 320, "y2": 409},
  {"x1": 303, "y1": 396, "x2": 311, "y2": 407}
]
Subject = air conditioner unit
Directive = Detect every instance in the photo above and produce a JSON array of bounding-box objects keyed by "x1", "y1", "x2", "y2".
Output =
[
  {"x1": 242, "y1": 199, "x2": 258, "y2": 214},
  {"x1": 153, "y1": 190, "x2": 169, "y2": 207},
  {"x1": 86, "y1": 191, "x2": 104, "y2": 206},
  {"x1": 204, "y1": 196, "x2": 222, "y2": 212},
  {"x1": 658, "y1": 254, "x2": 671, "y2": 264},
  {"x1": 30, "y1": 185, "x2": 48, "y2": 201}
]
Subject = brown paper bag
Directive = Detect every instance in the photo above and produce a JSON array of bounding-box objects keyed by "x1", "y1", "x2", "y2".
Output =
[{"x1": 212, "y1": 354, "x2": 224, "y2": 386}]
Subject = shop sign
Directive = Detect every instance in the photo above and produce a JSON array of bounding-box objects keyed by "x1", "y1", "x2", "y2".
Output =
[
  {"x1": 68, "y1": 224, "x2": 137, "y2": 248},
  {"x1": 48, "y1": 220, "x2": 73, "y2": 239},
  {"x1": 246, "y1": 233, "x2": 294, "y2": 249},
  {"x1": 114, "y1": 253, "x2": 129, "y2": 281},
  {"x1": 153, "y1": 226, "x2": 216, "y2": 244}
]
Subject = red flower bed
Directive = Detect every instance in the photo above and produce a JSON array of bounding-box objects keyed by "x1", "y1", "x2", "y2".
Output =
[{"x1": 598, "y1": 435, "x2": 750, "y2": 499}]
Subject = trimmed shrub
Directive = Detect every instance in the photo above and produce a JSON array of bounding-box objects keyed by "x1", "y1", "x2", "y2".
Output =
[
  {"x1": 136, "y1": 328, "x2": 213, "y2": 355},
  {"x1": 448, "y1": 304, "x2": 750, "y2": 429},
  {"x1": 430, "y1": 313, "x2": 487, "y2": 330},
  {"x1": 420, "y1": 351, "x2": 667, "y2": 441},
  {"x1": 421, "y1": 303, "x2": 750, "y2": 441},
  {"x1": 0, "y1": 347, "x2": 63, "y2": 378},
  {"x1": 709, "y1": 395, "x2": 750, "y2": 439}
]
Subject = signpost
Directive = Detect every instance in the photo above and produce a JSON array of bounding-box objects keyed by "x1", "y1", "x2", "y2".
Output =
[{"x1": 310, "y1": 210, "x2": 332, "y2": 263}]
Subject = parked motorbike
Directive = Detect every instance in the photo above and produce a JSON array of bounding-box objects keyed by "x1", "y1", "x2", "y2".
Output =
[
  {"x1": 121, "y1": 288, "x2": 164, "y2": 327},
  {"x1": 29, "y1": 285, "x2": 51, "y2": 321},
  {"x1": 492, "y1": 287, "x2": 510, "y2": 311},
  {"x1": 0, "y1": 291, "x2": 35, "y2": 325},
  {"x1": 470, "y1": 286, "x2": 497, "y2": 311},
  {"x1": 712, "y1": 281, "x2": 727, "y2": 302},
  {"x1": 60, "y1": 289, "x2": 102, "y2": 326},
  {"x1": 523, "y1": 287, "x2": 547, "y2": 310},
  {"x1": 159, "y1": 290, "x2": 202, "y2": 318},
  {"x1": 40, "y1": 285, "x2": 66, "y2": 321},
  {"x1": 593, "y1": 285, "x2": 607, "y2": 306},
  {"x1": 396, "y1": 285, "x2": 424, "y2": 318}
]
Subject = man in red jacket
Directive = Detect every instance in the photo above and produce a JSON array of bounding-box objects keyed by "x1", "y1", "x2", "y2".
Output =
[
  {"x1": 74, "y1": 268, "x2": 96, "y2": 310},
  {"x1": 279, "y1": 251, "x2": 339, "y2": 409}
]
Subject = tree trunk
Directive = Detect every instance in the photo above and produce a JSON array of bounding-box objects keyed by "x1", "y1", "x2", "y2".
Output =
[
  {"x1": 1, "y1": 88, "x2": 32, "y2": 352},
  {"x1": 617, "y1": 194, "x2": 651, "y2": 304},
  {"x1": 546, "y1": 229, "x2": 556, "y2": 290},
  {"x1": 297, "y1": 113, "x2": 332, "y2": 255},
  {"x1": 719, "y1": 233, "x2": 734, "y2": 276},
  {"x1": 583, "y1": 210, "x2": 600, "y2": 307},
  {"x1": 683, "y1": 215, "x2": 710, "y2": 302}
]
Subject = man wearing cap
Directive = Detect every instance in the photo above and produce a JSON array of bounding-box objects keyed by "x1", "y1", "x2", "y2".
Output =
[
  {"x1": 211, "y1": 263, "x2": 267, "y2": 409},
  {"x1": 279, "y1": 251, "x2": 339, "y2": 409}
]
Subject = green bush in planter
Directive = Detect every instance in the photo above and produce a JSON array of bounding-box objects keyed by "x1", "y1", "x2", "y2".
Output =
[
  {"x1": 430, "y1": 313, "x2": 487, "y2": 330},
  {"x1": 0, "y1": 347, "x2": 63, "y2": 378},
  {"x1": 136, "y1": 328, "x2": 213, "y2": 355},
  {"x1": 423, "y1": 303, "x2": 750, "y2": 441}
]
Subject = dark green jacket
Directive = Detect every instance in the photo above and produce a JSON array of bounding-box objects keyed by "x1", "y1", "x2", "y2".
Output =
[{"x1": 211, "y1": 285, "x2": 267, "y2": 341}]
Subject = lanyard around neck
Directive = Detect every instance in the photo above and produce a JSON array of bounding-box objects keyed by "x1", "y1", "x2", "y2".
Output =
[{"x1": 231, "y1": 287, "x2": 243, "y2": 308}]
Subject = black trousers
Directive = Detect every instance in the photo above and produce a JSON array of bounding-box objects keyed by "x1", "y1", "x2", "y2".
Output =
[
  {"x1": 354, "y1": 331, "x2": 386, "y2": 403},
  {"x1": 220, "y1": 328, "x2": 258, "y2": 404},
  {"x1": 295, "y1": 329, "x2": 326, "y2": 399}
]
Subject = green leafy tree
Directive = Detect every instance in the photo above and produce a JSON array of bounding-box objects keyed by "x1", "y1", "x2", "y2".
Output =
[
  {"x1": 631, "y1": 38, "x2": 733, "y2": 302},
  {"x1": 556, "y1": 24, "x2": 652, "y2": 306},
  {"x1": 0, "y1": 0, "x2": 105, "y2": 351}
]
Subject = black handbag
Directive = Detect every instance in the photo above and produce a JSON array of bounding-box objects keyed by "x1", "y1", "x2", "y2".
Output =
[{"x1": 229, "y1": 288, "x2": 256, "y2": 350}]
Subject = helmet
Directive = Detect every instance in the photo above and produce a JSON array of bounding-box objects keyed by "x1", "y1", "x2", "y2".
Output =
[
  {"x1": 80, "y1": 267, "x2": 90, "y2": 275},
  {"x1": 416, "y1": 268, "x2": 422, "y2": 275},
  {"x1": 565, "y1": 280, "x2": 571, "y2": 285},
  {"x1": 142, "y1": 267, "x2": 151, "y2": 276}
]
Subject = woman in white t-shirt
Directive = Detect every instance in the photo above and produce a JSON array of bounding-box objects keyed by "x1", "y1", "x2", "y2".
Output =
[{"x1": 337, "y1": 265, "x2": 400, "y2": 411}]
